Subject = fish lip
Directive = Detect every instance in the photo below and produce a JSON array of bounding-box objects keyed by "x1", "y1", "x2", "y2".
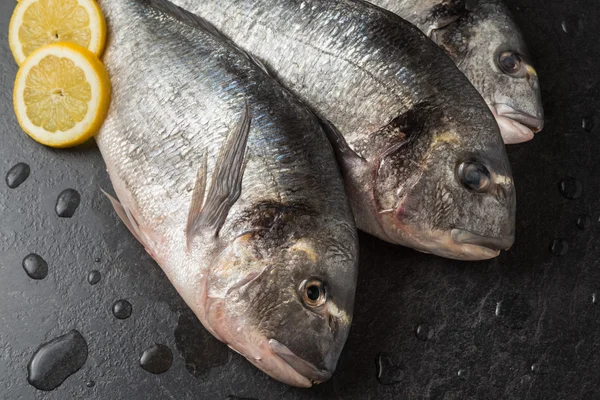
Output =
[
  {"x1": 204, "y1": 298, "x2": 314, "y2": 387},
  {"x1": 451, "y1": 228, "x2": 514, "y2": 251},
  {"x1": 269, "y1": 339, "x2": 333, "y2": 384},
  {"x1": 494, "y1": 103, "x2": 544, "y2": 132},
  {"x1": 381, "y1": 215, "x2": 504, "y2": 260}
]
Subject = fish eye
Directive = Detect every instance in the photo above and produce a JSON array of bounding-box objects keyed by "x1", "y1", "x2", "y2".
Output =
[
  {"x1": 300, "y1": 278, "x2": 327, "y2": 308},
  {"x1": 497, "y1": 51, "x2": 523, "y2": 76},
  {"x1": 457, "y1": 162, "x2": 491, "y2": 192}
]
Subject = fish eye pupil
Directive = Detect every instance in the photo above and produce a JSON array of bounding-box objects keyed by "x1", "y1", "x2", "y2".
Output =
[
  {"x1": 306, "y1": 285, "x2": 320, "y2": 301},
  {"x1": 499, "y1": 51, "x2": 520, "y2": 74},
  {"x1": 300, "y1": 279, "x2": 327, "y2": 307},
  {"x1": 458, "y1": 162, "x2": 491, "y2": 192},
  {"x1": 465, "y1": 166, "x2": 481, "y2": 183}
]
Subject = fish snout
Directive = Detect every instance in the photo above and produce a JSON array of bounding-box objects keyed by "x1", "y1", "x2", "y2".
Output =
[
  {"x1": 269, "y1": 339, "x2": 334, "y2": 384},
  {"x1": 497, "y1": 103, "x2": 544, "y2": 132},
  {"x1": 493, "y1": 103, "x2": 544, "y2": 144},
  {"x1": 451, "y1": 229, "x2": 515, "y2": 252}
]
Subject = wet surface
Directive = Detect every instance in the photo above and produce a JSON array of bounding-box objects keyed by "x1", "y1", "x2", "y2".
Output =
[
  {"x1": 112, "y1": 299, "x2": 133, "y2": 320},
  {"x1": 87, "y1": 270, "x2": 101, "y2": 286},
  {"x1": 0, "y1": 0, "x2": 599, "y2": 399},
  {"x1": 140, "y1": 344, "x2": 173, "y2": 375},
  {"x1": 559, "y1": 177, "x2": 583, "y2": 199},
  {"x1": 26, "y1": 330, "x2": 88, "y2": 391},
  {"x1": 5, "y1": 162, "x2": 30, "y2": 189},
  {"x1": 54, "y1": 189, "x2": 81, "y2": 218},
  {"x1": 22, "y1": 253, "x2": 49, "y2": 280},
  {"x1": 375, "y1": 353, "x2": 404, "y2": 386}
]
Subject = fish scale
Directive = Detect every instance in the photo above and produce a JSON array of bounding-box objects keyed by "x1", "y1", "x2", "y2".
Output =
[
  {"x1": 369, "y1": 0, "x2": 545, "y2": 144},
  {"x1": 96, "y1": 0, "x2": 358, "y2": 387},
  {"x1": 173, "y1": 0, "x2": 516, "y2": 260}
]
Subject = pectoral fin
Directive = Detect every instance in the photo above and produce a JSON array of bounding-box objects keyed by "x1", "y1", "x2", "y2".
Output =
[
  {"x1": 186, "y1": 102, "x2": 251, "y2": 243},
  {"x1": 186, "y1": 151, "x2": 208, "y2": 247},
  {"x1": 320, "y1": 119, "x2": 367, "y2": 170}
]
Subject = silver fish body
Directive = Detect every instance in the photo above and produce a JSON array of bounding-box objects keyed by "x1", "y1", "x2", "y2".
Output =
[
  {"x1": 369, "y1": 0, "x2": 545, "y2": 144},
  {"x1": 96, "y1": 0, "x2": 358, "y2": 387},
  {"x1": 172, "y1": 0, "x2": 516, "y2": 260}
]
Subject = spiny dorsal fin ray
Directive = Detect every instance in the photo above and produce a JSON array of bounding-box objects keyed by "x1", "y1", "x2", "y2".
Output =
[{"x1": 186, "y1": 102, "x2": 251, "y2": 242}]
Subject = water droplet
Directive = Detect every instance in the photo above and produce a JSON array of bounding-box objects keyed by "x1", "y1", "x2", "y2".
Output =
[
  {"x1": 592, "y1": 293, "x2": 597, "y2": 305},
  {"x1": 140, "y1": 344, "x2": 173, "y2": 374},
  {"x1": 582, "y1": 116, "x2": 595, "y2": 132},
  {"x1": 457, "y1": 369, "x2": 468, "y2": 379},
  {"x1": 6, "y1": 163, "x2": 30, "y2": 189},
  {"x1": 94, "y1": 258, "x2": 101, "y2": 263},
  {"x1": 559, "y1": 178, "x2": 583, "y2": 199},
  {"x1": 375, "y1": 353, "x2": 403, "y2": 385},
  {"x1": 550, "y1": 239, "x2": 569, "y2": 256},
  {"x1": 55, "y1": 189, "x2": 81, "y2": 218},
  {"x1": 174, "y1": 309, "x2": 229, "y2": 379},
  {"x1": 27, "y1": 330, "x2": 88, "y2": 391},
  {"x1": 415, "y1": 325, "x2": 434, "y2": 341},
  {"x1": 86, "y1": 380, "x2": 95, "y2": 388},
  {"x1": 87, "y1": 270, "x2": 101, "y2": 286},
  {"x1": 561, "y1": 15, "x2": 583, "y2": 35},
  {"x1": 576, "y1": 215, "x2": 591, "y2": 230},
  {"x1": 22, "y1": 254, "x2": 48, "y2": 280},
  {"x1": 495, "y1": 294, "x2": 532, "y2": 329},
  {"x1": 112, "y1": 299, "x2": 132, "y2": 320}
]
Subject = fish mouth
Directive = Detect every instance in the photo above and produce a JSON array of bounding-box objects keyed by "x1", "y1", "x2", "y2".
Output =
[
  {"x1": 492, "y1": 104, "x2": 544, "y2": 144},
  {"x1": 451, "y1": 228, "x2": 514, "y2": 251},
  {"x1": 269, "y1": 339, "x2": 333, "y2": 384},
  {"x1": 380, "y1": 216, "x2": 507, "y2": 260},
  {"x1": 204, "y1": 299, "x2": 330, "y2": 387}
]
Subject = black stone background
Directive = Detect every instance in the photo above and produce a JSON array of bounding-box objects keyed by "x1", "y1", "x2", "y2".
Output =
[{"x1": 1, "y1": 0, "x2": 599, "y2": 399}]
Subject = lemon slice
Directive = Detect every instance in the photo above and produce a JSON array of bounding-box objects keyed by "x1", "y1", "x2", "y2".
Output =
[
  {"x1": 13, "y1": 42, "x2": 112, "y2": 148},
  {"x1": 9, "y1": 0, "x2": 107, "y2": 66}
]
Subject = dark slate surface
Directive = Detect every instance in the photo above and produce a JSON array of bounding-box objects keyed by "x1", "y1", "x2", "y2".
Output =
[{"x1": 1, "y1": 0, "x2": 599, "y2": 399}]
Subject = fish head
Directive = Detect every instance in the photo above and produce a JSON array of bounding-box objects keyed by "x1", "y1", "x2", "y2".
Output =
[
  {"x1": 431, "y1": 0, "x2": 544, "y2": 144},
  {"x1": 372, "y1": 104, "x2": 516, "y2": 260},
  {"x1": 201, "y1": 205, "x2": 358, "y2": 387}
]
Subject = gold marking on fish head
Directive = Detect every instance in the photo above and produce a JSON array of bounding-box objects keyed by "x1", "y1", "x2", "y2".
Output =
[
  {"x1": 326, "y1": 302, "x2": 351, "y2": 327},
  {"x1": 289, "y1": 238, "x2": 318, "y2": 263},
  {"x1": 493, "y1": 174, "x2": 513, "y2": 186},
  {"x1": 526, "y1": 64, "x2": 538, "y2": 78},
  {"x1": 430, "y1": 131, "x2": 460, "y2": 149}
]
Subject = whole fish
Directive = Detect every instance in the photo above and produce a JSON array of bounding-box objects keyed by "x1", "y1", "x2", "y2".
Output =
[
  {"x1": 96, "y1": 0, "x2": 358, "y2": 387},
  {"x1": 368, "y1": 0, "x2": 544, "y2": 144},
  {"x1": 172, "y1": 0, "x2": 516, "y2": 260}
]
